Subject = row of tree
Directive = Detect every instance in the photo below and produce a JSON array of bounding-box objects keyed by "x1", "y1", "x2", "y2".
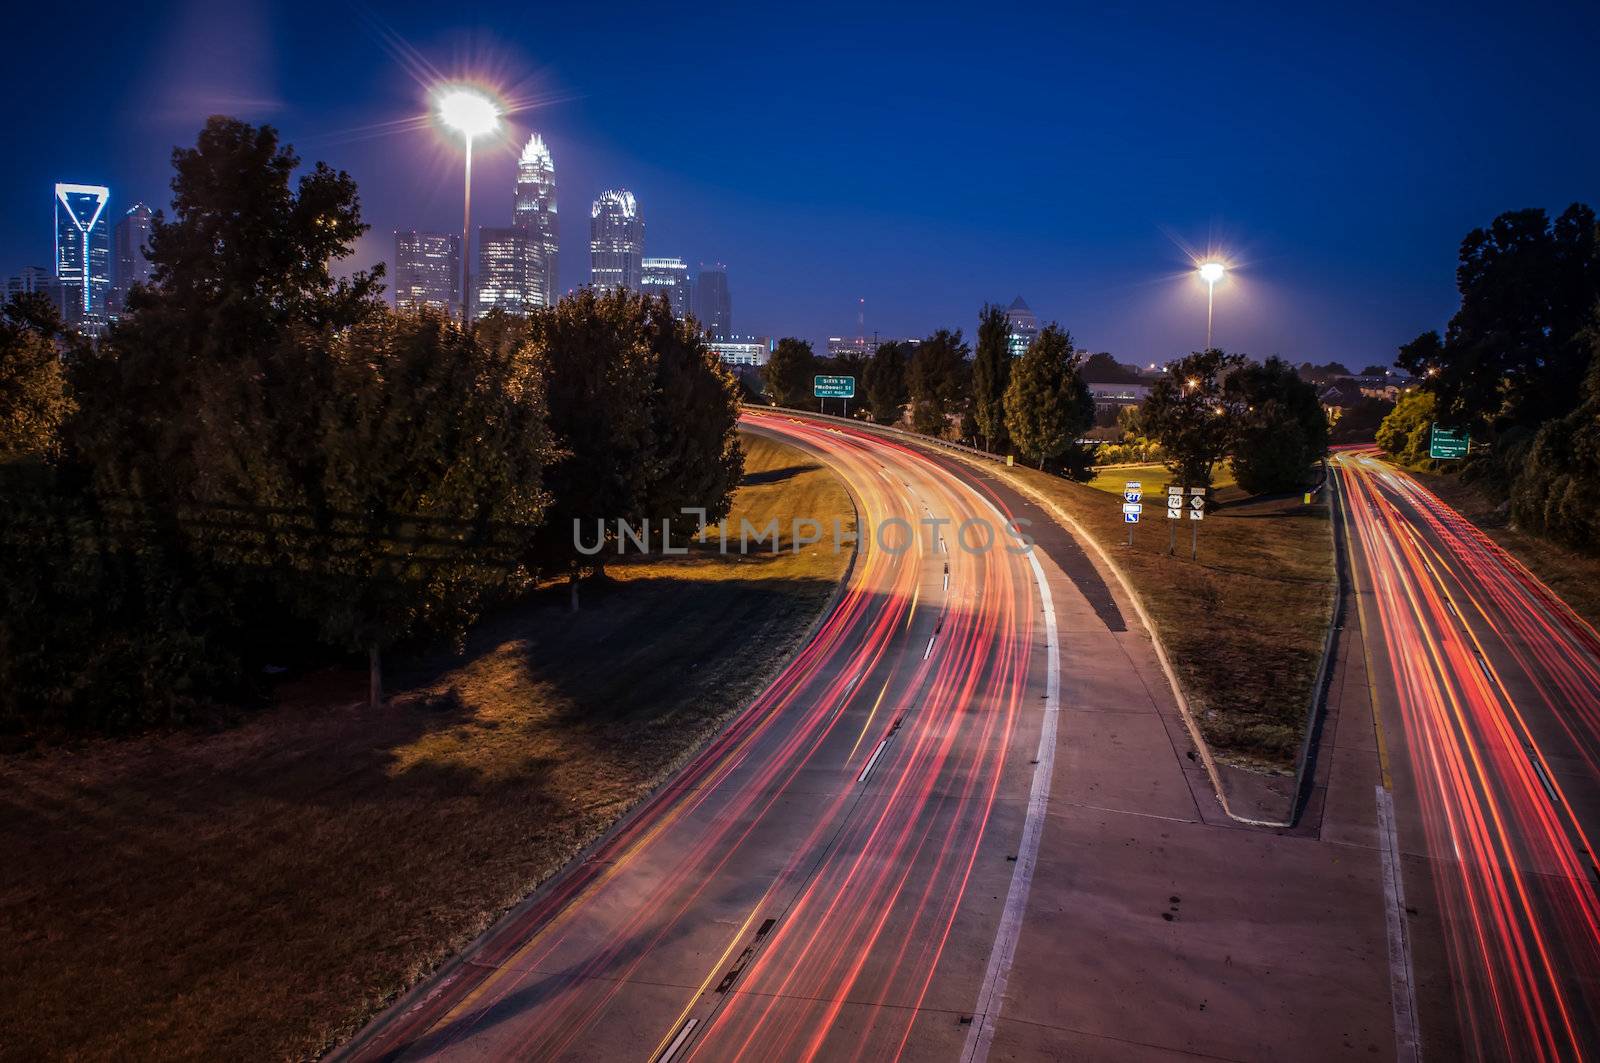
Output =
[
  {"x1": 1382, "y1": 203, "x2": 1600, "y2": 553},
  {"x1": 0, "y1": 118, "x2": 743, "y2": 732}
]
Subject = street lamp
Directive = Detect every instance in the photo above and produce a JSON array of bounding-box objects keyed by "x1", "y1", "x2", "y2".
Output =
[
  {"x1": 1197, "y1": 261, "x2": 1226, "y2": 350},
  {"x1": 436, "y1": 87, "x2": 500, "y2": 323}
]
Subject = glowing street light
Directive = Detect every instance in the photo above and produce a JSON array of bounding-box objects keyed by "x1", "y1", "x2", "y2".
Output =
[
  {"x1": 436, "y1": 87, "x2": 501, "y2": 322},
  {"x1": 1197, "y1": 261, "x2": 1226, "y2": 350}
]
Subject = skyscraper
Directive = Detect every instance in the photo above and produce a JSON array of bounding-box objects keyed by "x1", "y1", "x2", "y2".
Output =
[
  {"x1": 475, "y1": 228, "x2": 532, "y2": 316},
  {"x1": 641, "y1": 257, "x2": 691, "y2": 319},
  {"x1": 590, "y1": 190, "x2": 642, "y2": 292},
  {"x1": 1005, "y1": 296, "x2": 1039, "y2": 358},
  {"x1": 54, "y1": 183, "x2": 111, "y2": 333},
  {"x1": 393, "y1": 231, "x2": 461, "y2": 312},
  {"x1": 693, "y1": 262, "x2": 732, "y2": 341},
  {"x1": 514, "y1": 133, "x2": 559, "y2": 307},
  {"x1": 6, "y1": 265, "x2": 67, "y2": 318},
  {"x1": 111, "y1": 202, "x2": 155, "y2": 316}
]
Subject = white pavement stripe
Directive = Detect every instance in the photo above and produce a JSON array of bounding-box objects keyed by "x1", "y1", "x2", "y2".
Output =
[
  {"x1": 964, "y1": 502, "x2": 1061, "y2": 1063},
  {"x1": 923, "y1": 635, "x2": 936, "y2": 660},
  {"x1": 858, "y1": 738, "x2": 890, "y2": 784},
  {"x1": 656, "y1": 1018, "x2": 697, "y2": 1063},
  {"x1": 1376, "y1": 785, "x2": 1422, "y2": 1063}
]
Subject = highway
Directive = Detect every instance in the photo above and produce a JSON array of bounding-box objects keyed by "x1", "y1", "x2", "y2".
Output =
[
  {"x1": 344, "y1": 411, "x2": 1061, "y2": 1060},
  {"x1": 1334, "y1": 451, "x2": 1600, "y2": 1059}
]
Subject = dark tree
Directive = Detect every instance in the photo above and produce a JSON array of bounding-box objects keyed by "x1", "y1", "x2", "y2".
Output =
[
  {"x1": 0, "y1": 295, "x2": 75, "y2": 463},
  {"x1": 971, "y1": 304, "x2": 1011, "y2": 452},
  {"x1": 1398, "y1": 204, "x2": 1600, "y2": 431},
  {"x1": 1511, "y1": 340, "x2": 1600, "y2": 554},
  {"x1": 763, "y1": 337, "x2": 818, "y2": 408},
  {"x1": 863, "y1": 340, "x2": 910, "y2": 424},
  {"x1": 908, "y1": 328, "x2": 970, "y2": 437},
  {"x1": 1225, "y1": 357, "x2": 1329, "y2": 494},
  {"x1": 1079, "y1": 352, "x2": 1144, "y2": 384},
  {"x1": 1002, "y1": 324, "x2": 1094, "y2": 475},
  {"x1": 1140, "y1": 349, "x2": 1245, "y2": 488}
]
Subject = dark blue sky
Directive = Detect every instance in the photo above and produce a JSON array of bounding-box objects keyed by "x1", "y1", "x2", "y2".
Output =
[{"x1": 7, "y1": 1, "x2": 1598, "y2": 363}]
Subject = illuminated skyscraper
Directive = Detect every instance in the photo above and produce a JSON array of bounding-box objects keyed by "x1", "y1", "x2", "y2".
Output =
[
  {"x1": 393, "y1": 231, "x2": 461, "y2": 312},
  {"x1": 641, "y1": 257, "x2": 691, "y2": 319},
  {"x1": 590, "y1": 189, "x2": 642, "y2": 292},
  {"x1": 693, "y1": 262, "x2": 731, "y2": 341},
  {"x1": 1005, "y1": 295, "x2": 1039, "y2": 357},
  {"x1": 54, "y1": 183, "x2": 111, "y2": 333},
  {"x1": 111, "y1": 202, "x2": 155, "y2": 316},
  {"x1": 514, "y1": 133, "x2": 559, "y2": 307},
  {"x1": 475, "y1": 227, "x2": 533, "y2": 316}
]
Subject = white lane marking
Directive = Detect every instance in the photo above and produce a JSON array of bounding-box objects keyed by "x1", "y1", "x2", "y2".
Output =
[
  {"x1": 923, "y1": 635, "x2": 937, "y2": 660},
  {"x1": 964, "y1": 505, "x2": 1061, "y2": 1063},
  {"x1": 657, "y1": 1018, "x2": 698, "y2": 1063},
  {"x1": 858, "y1": 738, "x2": 890, "y2": 784},
  {"x1": 1376, "y1": 785, "x2": 1422, "y2": 1063}
]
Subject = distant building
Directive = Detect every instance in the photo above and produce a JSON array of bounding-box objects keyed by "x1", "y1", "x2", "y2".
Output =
[
  {"x1": 1086, "y1": 381, "x2": 1150, "y2": 414},
  {"x1": 1005, "y1": 296, "x2": 1039, "y2": 358},
  {"x1": 708, "y1": 335, "x2": 770, "y2": 366},
  {"x1": 641, "y1": 257, "x2": 691, "y2": 319},
  {"x1": 826, "y1": 335, "x2": 921, "y2": 359},
  {"x1": 394, "y1": 231, "x2": 461, "y2": 313},
  {"x1": 590, "y1": 189, "x2": 643, "y2": 292},
  {"x1": 475, "y1": 227, "x2": 533, "y2": 316},
  {"x1": 693, "y1": 262, "x2": 732, "y2": 340},
  {"x1": 514, "y1": 133, "x2": 559, "y2": 307},
  {"x1": 54, "y1": 183, "x2": 111, "y2": 334},
  {"x1": 6, "y1": 265, "x2": 67, "y2": 317},
  {"x1": 110, "y1": 202, "x2": 154, "y2": 316}
]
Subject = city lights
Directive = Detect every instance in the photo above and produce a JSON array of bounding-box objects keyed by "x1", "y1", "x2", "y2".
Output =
[
  {"x1": 1196, "y1": 259, "x2": 1228, "y2": 349},
  {"x1": 434, "y1": 86, "x2": 502, "y2": 322}
]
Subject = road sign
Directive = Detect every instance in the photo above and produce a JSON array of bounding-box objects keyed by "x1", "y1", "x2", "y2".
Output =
[
  {"x1": 1124, "y1": 512, "x2": 1140, "y2": 524},
  {"x1": 1122, "y1": 502, "x2": 1142, "y2": 515},
  {"x1": 1189, "y1": 495, "x2": 1205, "y2": 510},
  {"x1": 1189, "y1": 508, "x2": 1203, "y2": 520},
  {"x1": 1429, "y1": 424, "x2": 1469, "y2": 460},
  {"x1": 813, "y1": 375, "x2": 856, "y2": 398},
  {"x1": 1123, "y1": 490, "x2": 1142, "y2": 504},
  {"x1": 1166, "y1": 501, "x2": 1182, "y2": 519}
]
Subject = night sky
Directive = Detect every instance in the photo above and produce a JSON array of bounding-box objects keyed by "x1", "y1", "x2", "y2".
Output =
[{"x1": 6, "y1": 1, "x2": 1598, "y2": 364}]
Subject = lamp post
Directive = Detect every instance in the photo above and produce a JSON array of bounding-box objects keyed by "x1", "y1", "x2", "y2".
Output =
[
  {"x1": 437, "y1": 88, "x2": 500, "y2": 323},
  {"x1": 1197, "y1": 261, "x2": 1226, "y2": 350}
]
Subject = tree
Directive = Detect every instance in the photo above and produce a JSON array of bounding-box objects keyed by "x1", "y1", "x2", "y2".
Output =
[
  {"x1": 1140, "y1": 349, "x2": 1245, "y2": 487},
  {"x1": 1079, "y1": 352, "x2": 1143, "y2": 384},
  {"x1": 1398, "y1": 204, "x2": 1600, "y2": 432},
  {"x1": 0, "y1": 294, "x2": 74, "y2": 463},
  {"x1": 909, "y1": 329, "x2": 969, "y2": 437},
  {"x1": 1226, "y1": 357, "x2": 1329, "y2": 494},
  {"x1": 971, "y1": 304, "x2": 1011, "y2": 452},
  {"x1": 863, "y1": 340, "x2": 910, "y2": 424},
  {"x1": 1375, "y1": 388, "x2": 1437, "y2": 466},
  {"x1": 763, "y1": 337, "x2": 817, "y2": 408},
  {"x1": 1511, "y1": 343, "x2": 1600, "y2": 554},
  {"x1": 1002, "y1": 325, "x2": 1094, "y2": 475},
  {"x1": 1329, "y1": 396, "x2": 1395, "y2": 444}
]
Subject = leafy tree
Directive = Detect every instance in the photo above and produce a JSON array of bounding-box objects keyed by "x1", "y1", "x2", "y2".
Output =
[
  {"x1": 1002, "y1": 325, "x2": 1094, "y2": 475},
  {"x1": 1140, "y1": 349, "x2": 1245, "y2": 487},
  {"x1": 0, "y1": 295, "x2": 74, "y2": 463},
  {"x1": 1398, "y1": 204, "x2": 1600, "y2": 432},
  {"x1": 863, "y1": 340, "x2": 910, "y2": 424},
  {"x1": 1358, "y1": 364, "x2": 1392, "y2": 377},
  {"x1": 763, "y1": 337, "x2": 818, "y2": 407},
  {"x1": 1375, "y1": 388, "x2": 1437, "y2": 465},
  {"x1": 1226, "y1": 356, "x2": 1329, "y2": 494},
  {"x1": 1511, "y1": 342, "x2": 1600, "y2": 554},
  {"x1": 1079, "y1": 352, "x2": 1143, "y2": 384},
  {"x1": 971, "y1": 304, "x2": 1011, "y2": 452},
  {"x1": 909, "y1": 328, "x2": 970, "y2": 437},
  {"x1": 1329, "y1": 396, "x2": 1395, "y2": 444}
]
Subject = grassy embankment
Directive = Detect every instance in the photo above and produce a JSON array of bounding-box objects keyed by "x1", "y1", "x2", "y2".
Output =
[
  {"x1": 1011, "y1": 459, "x2": 1333, "y2": 772},
  {"x1": 1411, "y1": 468, "x2": 1600, "y2": 633},
  {"x1": 0, "y1": 432, "x2": 854, "y2": 1061}
]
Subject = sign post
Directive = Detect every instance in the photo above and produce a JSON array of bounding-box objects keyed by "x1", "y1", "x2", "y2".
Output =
[
  {"x1": 1428, "y1": 424, "x2": 1469, "y2": 460},
  {"x1": 814, "y1": 375, "x2": 856, "y2": 418},
  {"x1": 1188, "y1": 486, "x2": 1206, "y2": 559},
  {"x1": 1166, "y1": 484, "x2": 1183, "y2": 554},
  {"x1": 1123, "y1": 481, "x2": 1142, "y2": 546}
]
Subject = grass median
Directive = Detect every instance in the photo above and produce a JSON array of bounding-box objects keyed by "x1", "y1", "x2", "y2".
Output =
[
  {"x1": 0, "y1": 431, "x2": 854, "y2": 1061},
  {"x1": 1006, "y1": 459, "x2": 1334, "y2": 773}
]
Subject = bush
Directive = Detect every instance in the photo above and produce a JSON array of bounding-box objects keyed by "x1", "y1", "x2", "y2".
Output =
[
  {"x1": 1375, "y1": 389, "x2": 1436, "y2": 466},
  {"x1": 1510, "y1": 355, "x2": 1600, "y2": 554}
]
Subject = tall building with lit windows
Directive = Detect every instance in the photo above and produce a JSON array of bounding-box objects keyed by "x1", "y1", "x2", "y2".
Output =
[
  {"x1": 393, "y1": 231, "x2": 461, "y2": 313},
  {"x1": 475, "y1": 228, "x2": 532, "y2": 316},
  {"x1": 54, "y1": 183, "x2": 111, "y2": 333},
  {"x1": 590, "y1": 189, "x2": 642, "y2": 292},
  {"x1": 513, "y1": 133, "x2": 559, "y2": 307},
  {"x1": 641, "y1": 257, "x2": 691, "y2": 318},
  {"x1": 1005, "y1": 295, "x2": 1039, "y2": 357},
  {"x1": 6, "y1": 265, "x2": 67, "y2": 318},
  {"x1": 111, "y1": 203, "x2": 155, "y2": 316},
  {"x1": 693, "y1": 262, "x2": 731, "y2": 341}
]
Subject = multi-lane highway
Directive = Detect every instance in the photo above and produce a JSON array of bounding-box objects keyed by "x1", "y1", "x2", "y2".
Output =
[{"x1": 1335, "y1": 451, "x2": 1600, "y2": 1059}]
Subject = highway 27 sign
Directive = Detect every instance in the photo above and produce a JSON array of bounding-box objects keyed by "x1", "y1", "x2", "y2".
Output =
[
  {"x1": 1123, "y1": 481, "x2": 1142, "y2": 524},
  {"x1": 813, "y1": 375, "x2": 856, "y2": 399}
]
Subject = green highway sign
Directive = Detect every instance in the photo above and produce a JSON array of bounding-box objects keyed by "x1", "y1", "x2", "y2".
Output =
[
  {"x1": 1429, "y1": 424, "x2": 1469, "y2": 460},
  {"x1": 814, "y1": 375, "x2": 856, "y2": 399}
]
